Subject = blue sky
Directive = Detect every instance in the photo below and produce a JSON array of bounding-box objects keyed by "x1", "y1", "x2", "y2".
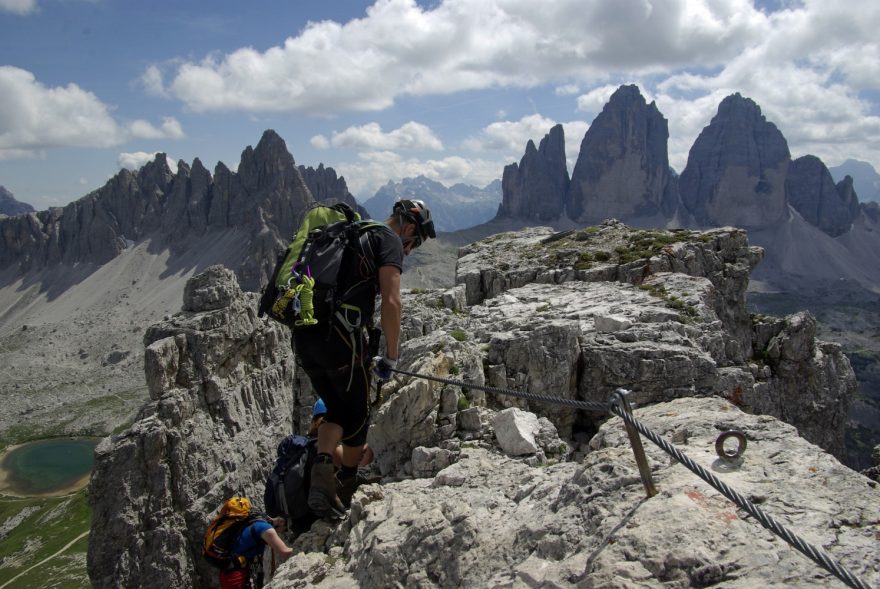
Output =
[{"x1": 1, "y1": 0, "x2": 879, "y2": 210}]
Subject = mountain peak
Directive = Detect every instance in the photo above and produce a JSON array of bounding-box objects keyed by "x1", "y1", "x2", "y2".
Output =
[
  {"x1": 680, "y1": 93, "x2": 790, "y2": 227},
  {"x1": 497, "y1": 124, "x2": 568, "y2": 221},
  {"x1": 0, "y1": 185, "x2": 35, "y2": 216},
  {"x1": 566, "y1": 84, "x2": 672, "y2": 223},
  {"x1": 255, "y1": 128, "x2": 287, "y2": 153}
]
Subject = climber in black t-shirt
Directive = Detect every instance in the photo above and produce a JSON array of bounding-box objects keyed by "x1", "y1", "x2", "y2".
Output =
[{"x1": 293, "y1": 199, "x2": 435, "y2": 518}]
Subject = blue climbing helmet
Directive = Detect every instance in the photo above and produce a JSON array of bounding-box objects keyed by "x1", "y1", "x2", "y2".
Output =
[{"x1": 312, "y1": 398, "x2": 327, "y2": 417}]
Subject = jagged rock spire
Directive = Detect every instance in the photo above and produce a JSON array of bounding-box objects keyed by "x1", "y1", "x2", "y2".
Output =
[
  {"x1": 497, "y1": 123, "x2": 568, "y2": 221},
  {"x1": 680, "y1": 93, "x2": 790, "y2": 228},
  {"x1": 786, "y1": 155, "x2": 860, "y2": 236},
  {"x1": 566, "y1": 84, "x2": 675, "y2": 224}
]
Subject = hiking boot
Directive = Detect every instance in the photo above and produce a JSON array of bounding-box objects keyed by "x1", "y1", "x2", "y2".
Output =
[
  {"x1": 308, "y1": 462, "x2": 346, "y2": 519},
  {"x1": 337, "y1": 471, "x2": 382, "y2": 508}
]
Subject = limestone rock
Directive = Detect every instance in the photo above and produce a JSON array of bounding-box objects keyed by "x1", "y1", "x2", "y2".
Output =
[
  {"x1": 859, "y1": 444, "x2": 880, "y2": 482},
  {"x1": 493, "y1": 408, "x2": 541, "y2": 455},
  {"x1": 452, "y1": 224, "x2": 852, "y2": 459},
  {"x1": 680, "y1": 93, "x2": 790, "y2": 228},
  {"x1": 182, "y1": 265, "x2": 239, "y2": 312},
  {"x1": 298, "y1": 163, "x2": 353, "y2": 208},
  {"x1": 411, "y1": 446, "x2": 456, "y2": 478},
  {"x1": 749, "y1": 311, "x2": 856, "y2": 457},
  {"x1": 567, "y1": 85, "x2": 676, "y2": 224},
  {"x1": 86, "y1": 224, "x2": 865, "y2": 588},
  {"x1": 268, "y1": 398, "x2": 880, "y2": 589},
  {"x1": 498, "y1": 124, "x2": 569, "y2": 221},
  {"x1": 87, "y1": 268, "x2": 295, "y2": 589}
]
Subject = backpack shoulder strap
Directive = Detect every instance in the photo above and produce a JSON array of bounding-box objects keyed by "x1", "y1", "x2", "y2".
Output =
[{"x1": 329, "y1": 202, "x2": 358, "y2": 223}]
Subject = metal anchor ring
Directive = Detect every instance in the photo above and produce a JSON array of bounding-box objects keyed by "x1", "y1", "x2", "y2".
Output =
[{"x1": 715, "y1": 431, "x2": 747, "y2": 461}]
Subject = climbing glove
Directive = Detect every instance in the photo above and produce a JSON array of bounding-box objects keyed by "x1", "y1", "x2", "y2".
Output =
[{"x1": 372, "y1": 355, "x2": 397, "y2": 382}]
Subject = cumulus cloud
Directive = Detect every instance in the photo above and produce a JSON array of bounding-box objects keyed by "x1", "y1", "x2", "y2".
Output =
[
  {"x1": 310, "y1": 135, "x2": 330, "y2": 149},
  {"x1": 554, "y1": 84, "x2": 580, "y2": 96},
  {"x1": 118, "y1": 151, "x2": 178, "y2": 174},
  {"x1": 644, "y1": 0, "x2": 880, "y2": 170},
  {"x1": 0, "y1": 66, "x2": 125, "y2": 156},
  {"x1": 0, "y1": 67, "x2": 185, "y2": 159},
  {"x1": 463, "y1": 114, "x2": 557, "y2": 152},
  {"x1": 128, "y1": 117, "x2": 185, "y2": 140},
  {"x1": 337, "y1": 151, "x2": 502, "y2": 198},
  {"x1": 576, "y1": 85, "x2": 620, "y2": 115},
  {"x1": 462, "y1": 114, "x2": 589, "y2": 171},
  {"x1": 141, "y1": 65, "x2": 168, "y2": 97},
  {"x1": 0, "y1": 0, "x2": 36, "y2": 15},
  {"x1": 155, "y1": 0, "x2": 774, "y2": 114},
  {"x1": 147, "y1": 0, "x2": 880, "y2": 168},
  {"x1": 314, "y1": 121, "x2": 443, "y2": 151}
]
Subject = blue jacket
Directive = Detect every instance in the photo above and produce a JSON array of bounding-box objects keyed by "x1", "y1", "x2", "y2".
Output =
[{"x1": 232, "y1": 519, "x2": 272, "y2": 560}]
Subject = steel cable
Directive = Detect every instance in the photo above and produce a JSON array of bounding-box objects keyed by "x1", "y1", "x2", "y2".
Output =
[{"x1": 390, "y1": 367, "x2": 875, "y2": 589}]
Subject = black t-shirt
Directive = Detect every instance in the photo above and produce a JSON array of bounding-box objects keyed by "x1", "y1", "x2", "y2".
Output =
[{"x1": 339, "y1": 224, "x2": 403, "y2": 321}]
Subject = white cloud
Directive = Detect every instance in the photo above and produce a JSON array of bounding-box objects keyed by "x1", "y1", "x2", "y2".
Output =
[
  {"x1": 646, "y1": 1, "x2": 880, "y2": 171},
  {"x1": 322, "y1": 121, "x2": 443, "y2": 151},
  {"x1": 576, "y1": 85, "x2": 620, "y2": 116},
  {"x1": 463, "y1": 114, "x2": 557, "y2": 153},
  {"x1": 555, "y1": 84, "x2": 580, "y2": 96},
  {"x1": 156, "y1": 0, "x2": 774, "y2": 114},
  {"x1": 118, "y1": 152, "x2": 178, "y2": 175},
  {"x1": 141, "y1": 65, "x2": 168, "y2": 97},
  {"x1": 128, "y1": 117, "x2": 185, "y2": 140},
  {"x1": 0, "y1": 66, "x2": 125, "y2": 156},
  {"x1": 462, "y1": 114, "x2": 588, "y2": 170},
  {"x1": 0, "y1": 0, "x2": 36, "y2": 15},
  {"x1": 338, "y1": 151, "x2": 502, "y2": 198},
  {"x1": 145, "y1": 0, "x2": 880, "y2": 170},
  {"x1": 310, "y1": 135, "x2": 330, "y2": 149},
  {"x1": 0, "y1": 67, "x2": 185, "y2": 159}
]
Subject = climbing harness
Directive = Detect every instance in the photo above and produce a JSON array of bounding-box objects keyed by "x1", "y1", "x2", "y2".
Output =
[{"x1": 389, "y1": 367, "x2": 874, "y2": 589}]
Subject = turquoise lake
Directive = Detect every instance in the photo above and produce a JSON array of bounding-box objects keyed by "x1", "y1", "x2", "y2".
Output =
[{"x1": 1, "y1": 438, "x2": 99, "y2": 495}]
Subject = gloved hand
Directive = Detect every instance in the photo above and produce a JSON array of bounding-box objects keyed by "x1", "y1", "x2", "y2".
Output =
[{"x1": 372, "y1": 355, "x2": 397, "y2": 382}]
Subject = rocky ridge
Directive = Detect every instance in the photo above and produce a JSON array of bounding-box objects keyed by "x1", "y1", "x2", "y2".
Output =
[
  {"x1": 297, "y1": 163, "x2": 366, "y2": 217},
  {"x1": 0, "y1": 130, "x2": 348, "y2": 293},
  {"x1": 272, "y1": 398, "x2": 879, "y2": 588},
  {"x1": 786, "y1": 155, "x2": 860, "y2": 237},
  {"x1": 0, "y1": 186, "x2": 34, "y2": 217},
  {"x1": 364, "y1": 176, "x2": 502, "y2": 232},
  {"x1": 86, "y1": 224, "x2": 874, "y2": 588},
  {"x1": 830, "y1": 159, "x2": 880, "y2": 203},
  {"x1": 87, "y1": 266, "x2": 295, "y2": 588},
  {"x1": 481, "y1": 86, "x2": 880, "y2": 302},
  {"x1": 498, "y1": 124, "x2": 569, "y2": 222}
]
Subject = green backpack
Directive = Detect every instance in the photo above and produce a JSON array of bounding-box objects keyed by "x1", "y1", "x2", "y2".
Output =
[{"x1": 258, "y1": 202, "x2": 389, "y2": 329}]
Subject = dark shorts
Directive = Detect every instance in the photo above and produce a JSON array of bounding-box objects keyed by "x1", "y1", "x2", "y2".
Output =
[{"x1": 293, "y1": 324, "x2": 372, "y2": 447}]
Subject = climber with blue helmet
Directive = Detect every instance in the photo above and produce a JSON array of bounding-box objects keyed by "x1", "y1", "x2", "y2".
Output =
[
  {"x1": 312, "y1": 398, "x2": 327, "y2": 418},
  {"x1": 308, "y1": 397, "x2": 373, "y2": 470}
]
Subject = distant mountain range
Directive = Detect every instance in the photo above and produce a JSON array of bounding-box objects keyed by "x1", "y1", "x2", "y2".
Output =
[
  {"x1": 830, "y1": 159, "x2": 880, "y2": 203},
  {"x1": 482, "y1": 85, "x2": 879, "y2": 295},
  {"x1": 1, "y1": 84, "x2": 878, "y2": 299},
  {"x1": 0, "y1": 185, "x2": 34, "y2": 216},
  {"x1": 363, "y1": 176, "x2": 501, "y2": 232}
]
